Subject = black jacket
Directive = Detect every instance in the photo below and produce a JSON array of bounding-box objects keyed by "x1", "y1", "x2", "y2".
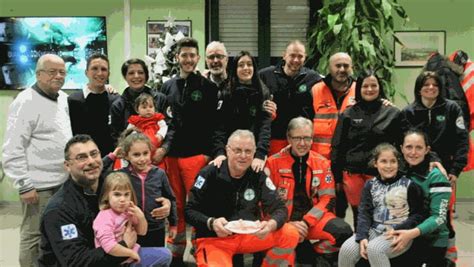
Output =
[
  {"x1": 331, "y1": 100, "x2": 404, "y2": 183},
  {"x1": 68, "y1": 90, "x2": 119, "y2": 155},
  {"x1": 213, "y1": 83, "x2": 272, "y2": 159},
  {"x1": 259, "y1": 61, "x2": 322, "y2": 139},
  {"x1": 110, "y1": 86, "x2": 169, "y2": 148},
  {"x1": 402, "y1": 97, "x2": 468, "y2": 177},
  {"x1": 39, "y1": 178, "x2": 126, "y2": 267},
  {"x1": 161, "y1": 72, "x2": 219, "y2": 157},
  {"x1": 185, "y1": 161, "x2": 288, "y2": 239}
]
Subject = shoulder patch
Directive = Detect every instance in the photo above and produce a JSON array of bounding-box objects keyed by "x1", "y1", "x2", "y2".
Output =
[
  {"x1": 266, "y1": 177, "x2": 276, "y2": 190},
  {"x1": 325, "y1": 174, "x2": 332, "y2": 184},
  {"x1": 194, "y1": 175, "x2": 206, "y2": 189},
  {"x1": 456, "y1": 116, "x2": 466, "y2": 130},
  {"x1": 61, "y1": 224, "x2": 78, "y2": 240}
]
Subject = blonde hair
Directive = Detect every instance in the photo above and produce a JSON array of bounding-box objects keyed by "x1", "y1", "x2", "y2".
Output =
[
  {"x1": 117, "y1": 129, "x2": 152, "y2": 157},
  {"x1": 99, "y1": 172, "x2": 137, "y2": 210}
]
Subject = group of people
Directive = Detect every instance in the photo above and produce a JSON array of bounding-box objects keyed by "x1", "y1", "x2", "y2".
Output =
[{"x1": 1, "y1": 36, "x2": 469, "y2": 267}]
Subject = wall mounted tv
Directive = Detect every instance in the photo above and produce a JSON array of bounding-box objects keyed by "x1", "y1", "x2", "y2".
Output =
[{"x1": 0, "y1": 16, "x2": 107, "y2": 90}]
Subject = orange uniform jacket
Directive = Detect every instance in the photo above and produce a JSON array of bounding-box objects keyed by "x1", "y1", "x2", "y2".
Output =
[
  {"x1": 266, "y1": 150, "x2": 336, "y2": 227},
  {"x1": 311, "y1": 81, "x2": 356, "y2": 158}
]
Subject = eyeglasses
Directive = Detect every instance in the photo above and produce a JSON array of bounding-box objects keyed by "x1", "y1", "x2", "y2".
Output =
[
  {"x1": 289, "y1": 136, "x2": 313, "y2": 143},
  {"x1": 227, "y1": 146, "x2": 255, "y2": 156},
  {"x1": 40, "y1": 69, "x2": 67, "y2": 77},
  {"x1": 206, "y1": 54, "x2": 226, "y2": 60},
  {"x1": 67, "y1": 149, "x2": 100, "y2": 163}
]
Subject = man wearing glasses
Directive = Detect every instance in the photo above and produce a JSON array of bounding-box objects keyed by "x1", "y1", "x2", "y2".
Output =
[
  {"x1": 204, "y1": 41, "x2": 229, "y2": 90},
  {"x1": 2, "y1": 54, "x2": 72, "y2": 266},
  {"x1": 265, "y1": 117, "x2": 352, "y2": 266}
]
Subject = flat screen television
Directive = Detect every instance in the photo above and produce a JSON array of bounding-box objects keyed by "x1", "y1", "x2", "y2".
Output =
[{"x1": 0, "y1": 16, "x2": 107, "y2": 90}]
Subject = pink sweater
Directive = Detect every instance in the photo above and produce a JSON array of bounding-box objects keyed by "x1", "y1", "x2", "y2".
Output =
[{"x1": 93, "y1": 209, "x2": 140, "y2": 253}]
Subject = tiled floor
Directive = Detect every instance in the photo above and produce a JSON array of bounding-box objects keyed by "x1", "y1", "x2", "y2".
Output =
[{"x1": 1, "y1": 201, "x2": 473, "y2": 266}]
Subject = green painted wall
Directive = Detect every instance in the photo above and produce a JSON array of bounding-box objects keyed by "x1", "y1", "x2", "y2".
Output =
[
  {"x1": 393, "y1": 0, "x2": 474, "y2": 199},
  {"x1": 0, "y1": 0, "x2": 205, "y2": 202}
]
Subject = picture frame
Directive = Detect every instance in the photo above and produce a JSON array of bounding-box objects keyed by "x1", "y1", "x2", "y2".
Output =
[
  {"x1": 146, "y1": 20, "x2": 191, "y2": 57},
  {"x1": 394, "y1": 31, "x2": 446, "y2": 67}
]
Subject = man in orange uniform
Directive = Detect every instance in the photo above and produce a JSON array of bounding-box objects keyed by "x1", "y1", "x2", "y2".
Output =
[
  {"x1": 266, "y1": 117, "x2": 352, "y2": 266},
  {"x1": 311, "y1": 52, "x2": 356, "y2": 219},
  {"x1": 185, "y1": 130, "x2": 300, "y2": 267}
]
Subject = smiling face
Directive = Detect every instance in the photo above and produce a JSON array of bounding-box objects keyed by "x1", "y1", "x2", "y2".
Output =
[
  {"x1": 226, "y1": 136, "x2": 255, "y2": 177},
  {"x1": 374, "y1": 150, "x2": 399, "y2": 180},
  {"x1": 206, "y1": 46, "x2": 228, "y2": 77},
  {"x1": 236, "y1": 55, "x2": 254, "y2": 84},
  {"x1": 420, "y1": 77, "x2": 439, "y2": 102},
  {"x1": 36, "y1": 55, "x2": 66, "y2": 95},
  {"x1": 177, "y1": 46, "x2": 200, "y2": 75},
  {"x1": 288, "y1": 124, "x2": 313, "y2": 157},
  {"x1": 125, "y1": 141, "x2": 152, "y2": 173},
  {"x1": 328, "y1": 53, "x2": 353, "y2": 84},
  {"x1": 108, "y1": 189, "x2": 132, "y2": 213},
  {"x1": 125, "y1": 64, "x2": 146, "y2": 91},
  {"x1": 360, "y1": 75, "x2": 380, "y2": 102},
  {"x1": 401, "y1": 133, "x2": 430, "y2": 167},
  {"x1": 283, "y1": 43, "x2": 306, "y2": 77},
  {"x1": 65, "y1": 141, "x2": 103, "y2": 188},
  {"x1": 86, "y1": 58, "x2": 109, "y2": 91}
]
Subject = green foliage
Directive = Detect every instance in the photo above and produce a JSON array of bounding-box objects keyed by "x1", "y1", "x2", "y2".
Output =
[{"x1": 308, "y1": 0, "x2": 408, "y2": 101}]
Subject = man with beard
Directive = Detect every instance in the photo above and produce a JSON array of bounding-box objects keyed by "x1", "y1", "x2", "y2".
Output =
[
  {"x1": 2, "y1": 54, "x2": 72, "y2": 267},
  {"x1": 160, "y1": 37, "x2": 219, "y2": 265},
  {"x1": 204, "y1": 41, "x2": 229, "y2": 90},
  {"x1": 68, "y1": 54, "x2": 119, "y2": 155},
  {"x1": 259, "y1": 40, "x2": 322, "y2": 155},
  {"x1": 311, "y1": 52, "x2": 355, "y2": 219}
]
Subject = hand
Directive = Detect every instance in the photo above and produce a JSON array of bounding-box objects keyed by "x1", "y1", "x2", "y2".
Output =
[
  {"x1": 151, "y1": 197, "x2": 171, "y2": 219},
  {"x1": 251, "y1": 158, "x2": 266, "y2": 172},
  {"x1": 388, "y1": 228, "x2": 420, "y2": 253},
  {"x1": 112, "y1": 146, "x2": 123, "y2": 158},
  {"x1": 20, "y1": 189, "x2": 39, "y2": 205},
  {"x1": 105, "y1": 84, "x2": 119, "y2": 95},
  {"x1": 263, "y1": 100, "x2": 277, "y2": 117},
  {"x1": 129, "y1": 250, "x2": 140, "y2": 263},
  {"x1": 209, "y1": 155, "x2": 226, "y2": 168},
  {"x1": 381, "y1": 98, "x2": 395, "y2": 107},
  {"x1": 289, "y1": 221, "x2": 308, "y2": 243},
  {"x1": 429, "y1": 161, "x2": 448, "y2": 177},
  {"x1": 152, "y1": 148, "x2": 166, "y2": 165},
  {"x1": 213, "y1": 217, "x2": 232, "y2": 237},
  {"x1": 168, "y1": 226, "x2": 177, "y2": 239},
  {"x1": 254, "y1": 219, "x2": 277, "y2": 240},
  {"x1": 122, "y1": 222, "x2": 137, "y2": 249},
  {"x1": 448, "y1": 174, "x2": 457, "y2": 185},
  {"x1": 127, "y1": 202, "x2": 145, "y2": 221},
  {"x1": 156, "y1": 134, "x2": 164, "y2": 143},
  {"x1": 359, "y1": 239, "x2": 368, "y2": 259}
]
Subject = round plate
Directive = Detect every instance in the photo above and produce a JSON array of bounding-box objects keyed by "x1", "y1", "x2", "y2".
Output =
[{"x1": 224, "y1": 220, "x2": 262, "y2": 234}]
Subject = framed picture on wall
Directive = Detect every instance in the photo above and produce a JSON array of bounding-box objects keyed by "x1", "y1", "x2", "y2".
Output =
[
  {"x1": 146, "y1": 20, "x2": 191, "y2": 58},
  {"x1": 394, "y1": 31, "x2": 446, "y2": 67}
]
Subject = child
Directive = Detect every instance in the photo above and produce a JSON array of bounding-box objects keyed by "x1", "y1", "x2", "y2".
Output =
[
  {"x1": 93, "y1": 172, "x2": 172, "y2": 266},
  {"x1": 127, "y1": 93, "x2": 167, "y2": 166},
  {"x1": 338, "y1": 143, "x2": 425, "y2": 267},
  {"x1": 106, "y1": 132, "x2": 177, "y2": 248}
]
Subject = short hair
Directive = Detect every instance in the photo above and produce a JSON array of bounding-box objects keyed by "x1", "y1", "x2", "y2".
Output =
[
  {"x1": 99, "y1": 172, "x2": 138, "y2": 210},
  {"x1": 286, "y1": 117, "x2": 313, "y2": 136},
  {"x1": 36, "y1": 54, "x2": 64, "y2": 72},
  {"x1": 368, "y1": 143, "x2": 403, "y2": 169},
  {"x1": 285, "y1": 40, "x2": 305, "y2": 51},
  {"x1": 413, "y1": 71, "x2": 444, "y2": 100},
  {"x1": 206, "y1": 41, "x2": 227, "y2": 56},
  {"x1": 64, "y1": 134, "x2": 95, "y2": 160},
  {"x1": 177, "y1": 37, "x2": 199, "y2": 55},
  {"x1": 227, "y1": 129, "x2": 255, "y2": 146},
  {"x1": 121, "y1": 58, "x2": 149, "y2": 81},
  {"x1": 86, "y1": 53, "x2": 110, "y2": 70},
  {"x1": 134, "y1": 93, "x2": 155, "y2": 113}
]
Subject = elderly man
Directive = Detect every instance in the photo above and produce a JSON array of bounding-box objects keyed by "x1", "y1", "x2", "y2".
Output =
[
  {"x1": 68, "y1": 53, "x2": 119, "y2": 155},
  {"x1": 185, "y1": 129, "x2": 299, "y2": 267},
  {"x1": 39, "y1": 135, "x2": 172, "y2": 266},
  {"x1": 259, "y1": 40, "x2": 323, "y2": 155},
  {"x1": 2, "y1": 54, "x2": 72, "y2": 266},
  {"x1": 266, "y1": 117, "x2": 352, "y2": 266},
  {"x1": 205, "y1": 41, "x2": 229, "y2": 90}
]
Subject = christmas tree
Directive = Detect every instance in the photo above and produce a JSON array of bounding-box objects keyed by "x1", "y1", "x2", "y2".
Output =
[{"x1": 145, "y1": 13, "x2": 186, "y2": 90}]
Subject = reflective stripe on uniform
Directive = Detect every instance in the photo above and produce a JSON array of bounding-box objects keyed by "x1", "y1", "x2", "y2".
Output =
[
  {"x1": 313, "y1": 136, "x2": 332, "y2": 144},
  {"x1": 430, "y1": 187, "x2": 452, "y2": 193},
  {"x1": 307, "y1": 207, "x2": 324, "y2": 220},
  {"x1": 318, "y1": 188, "x2": 336, "y2": 196},
  {"x1": 314, "y1": 113, "x2": 338, "y2": 119}
]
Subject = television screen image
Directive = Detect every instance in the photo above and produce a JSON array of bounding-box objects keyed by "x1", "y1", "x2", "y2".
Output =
[{"x1": 0, "y1": 16, "x2": 107, "y2": 90}]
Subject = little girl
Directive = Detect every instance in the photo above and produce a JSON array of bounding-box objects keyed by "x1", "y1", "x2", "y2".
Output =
[
  {"x1": 338, "y1": 143, "x2": 425, "y2": 267},
  {"x1": 105, "y1": 132, "x2": 177, "y2": 248},
  {"x1": 93, "y1": 172, "x2": 172, "y2": 266},
  {"x1": 127, "y1": 93, "x2": 168, "y2": 166}
]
